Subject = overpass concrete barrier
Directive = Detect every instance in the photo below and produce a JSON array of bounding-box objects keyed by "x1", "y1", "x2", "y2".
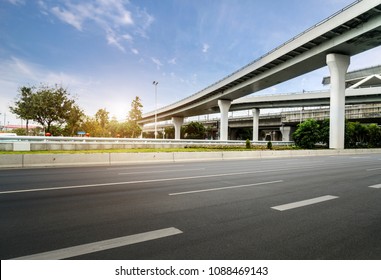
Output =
[{"x1": 1, "y1": 149, "x2": 381, "y2": 168}]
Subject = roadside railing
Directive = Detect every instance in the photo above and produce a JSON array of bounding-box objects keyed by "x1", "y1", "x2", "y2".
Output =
[
  {"x1": 0, "y1": 136, "x2": 294, "y2": 152},
  {"x1": 0, "y1": 135, "x2": 292, "y2": 145}
]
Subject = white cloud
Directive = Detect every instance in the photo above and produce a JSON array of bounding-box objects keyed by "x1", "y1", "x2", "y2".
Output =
[
  {"x1": 202, "y1": 43, "x2": 210, "y2": 53},
  {"x1": 0, "y1": 57, "x2": 95, "y2": 123},
  {"x1": 41, "y1": 0, "x2": 153, "y2": 52},
  {"x1": 0, "y1": 57, "x2": 88, "y2": 92},
  {"x1": 168, "y1": 57, "x2": 177, "y2": 65},
  {"x1": 122, "y1": 33, "x2": 133, "y2": 41},
  {"x1": 151, "y1": 57, "x2": 163, "y2": 69},
  {"x1": 51, "y1": 6, "x2": 83, "y2": 31},
  {"x1": 131, "y1": 48, "x2": 139, "y2": 55},
  {"x1": 0, "y1": 56, "x2": 147, "y2": 123},
  {"x1": 106, "y1": 29, "x2": 126, "y2": 52},
  {"x1": 6, "y1": 0, "x2": 25, "y2": 5},
  {"x1": 134, "y1": 8, "x2": 155, "y2": 39},
  {"x1": 118, "y1": 10, "x2": 134, "y2": 26}
]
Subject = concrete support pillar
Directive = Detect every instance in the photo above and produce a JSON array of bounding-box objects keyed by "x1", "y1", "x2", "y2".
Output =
[
  {"x1": 280, "y1": 126, "x2": 292, "y2": 141},
  {"x1": 326, "y1": 53, "x2": 350, "y2": 149},
  {"x1": 252, "y1": 108, "x2": 260, "y2": 141},
  {"x1": 172, "y1": 117, "x2": 184, "y2": 140},
  {"x1": 218, "y1": 100, "x2": 232, "y2": 141}
]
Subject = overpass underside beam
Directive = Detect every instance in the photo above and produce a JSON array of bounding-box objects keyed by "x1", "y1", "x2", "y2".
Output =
[{"x1": 327, "y1": 53, "x2": 350, "y2": 149}]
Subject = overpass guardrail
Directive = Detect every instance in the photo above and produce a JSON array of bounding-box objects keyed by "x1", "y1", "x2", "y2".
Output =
[{"x1": 0, "y1": 136, "x2": 294, "y2": 151}]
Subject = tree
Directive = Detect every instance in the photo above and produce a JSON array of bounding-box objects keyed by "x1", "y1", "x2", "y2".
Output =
[
  {"x1": 128, "y1": 96, "x2": 143, "y2": 121},
  {"x1": 235, "y1": 128, "x2": 252, "y2": 140},
  {"x1": 164, "y1": 126, "x2": 175, "y2": 139},
  {"x1": 65, "y1": 105, "x2": 85, "y2": 136},
  {"x1": 10, "y1": 84, "x2": 77, "y2": 133},
  {"x1": 292, "y1": 119, "x2": 321, "y2": 149},
  {"x1": 319, "y1": 119, "x2": 330, "y2": 147},
  {"x1": 107, "y1": 117, "x2": 124, "y2": 137},
  {"x1": 95, "y1": 108, "x2": 110, "y2": 137},
  {"x1": 345, "y1": 121, "x2": 368, "y2": 148},
  {"x1": 126, "y1": 96, "x2": 143, "y2": 138},
  {"x1": 294, "y1": 119, "x2": 381, "y2": 149},
  {"x1": 183, "y1": 121, "x2": 206, "y2": 139},
  {"x1": 9, "y1": 86, "x2": 35, "y2": 135},
  {"x1": 368, "y1": 123, "x2": 381, "y2": 147},
  {"x1": 81, "y1": 116, "x2": 101, "y2": 137}
]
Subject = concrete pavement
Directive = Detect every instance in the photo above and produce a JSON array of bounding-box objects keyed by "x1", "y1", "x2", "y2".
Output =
[{"x1": 1, "y1": 153, "x2": 381, "y2": 259}]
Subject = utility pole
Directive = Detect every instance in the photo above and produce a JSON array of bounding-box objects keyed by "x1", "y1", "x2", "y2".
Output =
[{"x1": 153, "y1": 81, "x2": 158, "y2": 139}]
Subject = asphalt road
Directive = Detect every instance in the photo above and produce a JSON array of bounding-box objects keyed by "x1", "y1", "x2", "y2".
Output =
[{"x1": 1, "y1": 153, "x2": 381, "y2": 260}]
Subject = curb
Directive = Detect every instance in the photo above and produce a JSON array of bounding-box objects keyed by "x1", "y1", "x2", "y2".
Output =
[{"x1": 1, "y1": 149, "x2": 381, "y2": 168}]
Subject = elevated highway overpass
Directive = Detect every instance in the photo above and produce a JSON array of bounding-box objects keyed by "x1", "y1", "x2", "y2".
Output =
[
  {"x1": 139, "y1": 0, "x2": 381, "y2": 148},
  {"x1": 143, "y1": 102, "x2": 381, "y2": 141},
  {"x1": 231, "y1": 86, "x2": 381, "y2": 110}
]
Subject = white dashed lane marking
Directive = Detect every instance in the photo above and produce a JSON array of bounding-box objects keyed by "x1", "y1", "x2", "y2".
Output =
[
  {"x1": 12, "y1": 227, "x2": 183, "y2": 260},
  {"x1": 271, "y1": 195, "x2": 339, "y2": 211},
  {"x1": 169, "y1": 180, "x2": 283, "y2": 196}
]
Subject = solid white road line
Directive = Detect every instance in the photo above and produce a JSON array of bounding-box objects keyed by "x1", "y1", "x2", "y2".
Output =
[
  {"x1": 366, "y1": 167, "x2": 381, "y2": 171},
  {"x1": 351, "y1": 156, "x2": 371, "y2": 159},
  {"x1": 0, "y1": 163, "x2": 340, "y2": 195},
  {"x1": 12, "y1": 227, "x2": 183, "y2": 260},
  {"x1": 169, "y1": 180, "x2": 283, "y2": 196},
  {"x1": 119, "y1": 168, "x2": 205, "y2": 175},
  {"x1": 271, "y1": 195, "x2": 339, "y2": 211},
  {"x1": 108, "y1": 165, "x2": 185, "y2": 170},
  {"x1": 0, "y1": 169, "x2": 288, "y2": 195},
  {"x1": 368, "y1": 184, "x2": 381, "y2": 189}
]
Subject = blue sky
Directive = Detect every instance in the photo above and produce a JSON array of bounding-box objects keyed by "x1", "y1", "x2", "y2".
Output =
[{"x1": 1, "y1": 0, "x2": 381, "y2": 125}]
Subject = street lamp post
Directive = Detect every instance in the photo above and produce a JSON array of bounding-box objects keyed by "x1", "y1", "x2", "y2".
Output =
[
  {"x1": 153, "y1": 81, "x2": 159, "y2": 139},
  {"x1": 0, "y1": 112, "x2": 5, "y2": 131}
]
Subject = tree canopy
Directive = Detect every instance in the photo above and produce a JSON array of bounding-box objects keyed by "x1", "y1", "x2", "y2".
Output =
[
  {"x1": 292, "y1": 119, "x2": 321, "y2": 149},
  {"x1": 10, "y1": 84, "x2": 77, "y2": 133},
  {"x1": 293, "y1": 118, "x2": 381, "y2": 149},
  {"x1": 183, "y1": 121, "x2": 206, "y2": 139},
  {"x1": 125, "y1": 96, "x2": 143, "y2": 138},
  {"x1": 9, "y1": 84, "x2": 146, "y2": 138}
]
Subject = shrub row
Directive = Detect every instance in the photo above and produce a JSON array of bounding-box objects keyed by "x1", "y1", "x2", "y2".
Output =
[{"x1": 293, "y1": 119, "x2": 381, "y2": 149}]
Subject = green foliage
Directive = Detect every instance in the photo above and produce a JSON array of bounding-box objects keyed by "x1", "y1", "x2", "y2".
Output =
[
  {"x1": 164, "y1": 127, "x2": 175, "y2": 139},
  {"x1": 319, "y1": 119, "x2": 330, "y2": 146},
  {"x1": 368, "y1": 124, "x2": 381, "y2": 147},
  {"x1": 293, "y1": 118, "x2": 381, "y2": 149},
  {"x1": 125, "y1": 96, "x2": 143, "y2": 138},
  {"x1": 236, "y1": 128, "x2": 252, "y2": 140},
  {"x1": 9, "y1": 86, "x2": 34, "y2": 120},
  {"x1": 292, "y1": 119, "x2": 321, "y2": 149},
  {"x1": 11, "y1": 128, "x2": 27, "y2": 136},
  {"x1": 95, "y1": 108, "x2": 110, "y2": 136},
  {"x1": 127, "y1": 96, "x2": 143, "y2": 122},
  {"x1": 65, "y1": 105, "x2": 85, "y2": 136},
  {"x1": 183, "y1": 121, "x2": 206, "y2": 139},
  {"x1": 267, "y1": 141, "x2": 273, "y2": 150},
  {"x1": 345, "y1": 121, "x2": 368, "y2": 148},
  {"x1": 9, "y1": 86, "x2": 36, "y2": 135},
  {"x1": 81, "y1": 116, "x2": 101, "y2": 137},
  {"x1": 10, "y1": 84, "x2": 77, "y2": 134},
  {"x1": 10, "y1": 84, "x2": 148, "y2": 138},
  {"x1": 345, "y1": 121, "x2": 381, "y2": 148},
  {"x1": 245, "y1": 139, "x2": 251, "y2": 149}
]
